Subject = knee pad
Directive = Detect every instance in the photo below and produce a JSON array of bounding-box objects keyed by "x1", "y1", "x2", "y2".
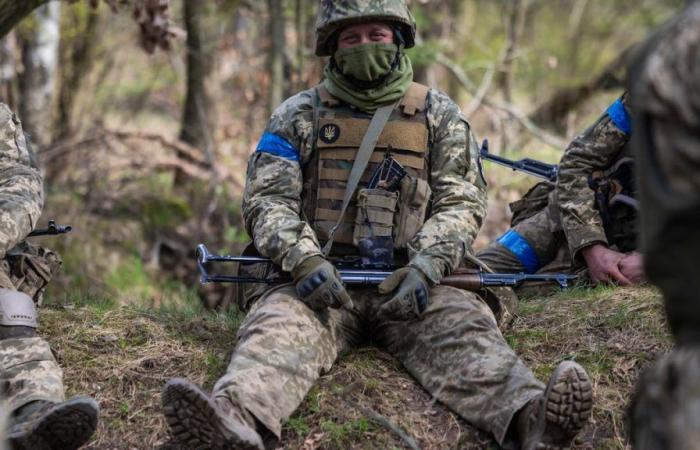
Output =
[{"x1": 0, "y1": 289, "x2": 37, "y2": 338}]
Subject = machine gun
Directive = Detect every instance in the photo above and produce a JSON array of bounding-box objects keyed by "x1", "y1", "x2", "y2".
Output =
[
  {"x1": 196, "y1": 244, "x2": 577, "y2": 290},
  {"x1": 28, "y1": 220, "x2": 72, "y2": 237},
  {"x1": 479, "y1": 139, "x2": 558, "y2": 182}
]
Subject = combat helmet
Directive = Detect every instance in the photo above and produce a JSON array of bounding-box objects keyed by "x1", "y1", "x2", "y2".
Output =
[{"x1": 315, "y1": 0, "x2": 417, "y2": 56}]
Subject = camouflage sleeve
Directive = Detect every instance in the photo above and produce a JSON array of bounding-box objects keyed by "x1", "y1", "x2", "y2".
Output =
[
  {"x1": 0, "y1": 104, "x2": 43, "y2": 258},
  {"x1": 408, "y1": 90, "x2": 487, "y2": 284},
  {"x1": 632, "y1": 5, "x2": 700, "y2": 196},
  {"x1": 242, "y1": 89, "x2": 323, "y2": 273},
  {"x1": 555, "y1": 93, "x2": 631, "y2": 259}
]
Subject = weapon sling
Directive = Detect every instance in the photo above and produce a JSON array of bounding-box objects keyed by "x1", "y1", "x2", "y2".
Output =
[{"x1": 321, "y1": 100, "x2": 399, "y2": 256}]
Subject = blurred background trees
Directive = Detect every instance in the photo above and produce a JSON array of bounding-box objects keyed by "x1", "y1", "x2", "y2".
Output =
[{"x1": 0, "y1": 0, "x2": 683, "y2": 309}]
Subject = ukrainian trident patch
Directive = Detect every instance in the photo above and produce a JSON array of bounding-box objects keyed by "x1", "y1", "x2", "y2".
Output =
[{"x1": 319, "y1": 123, "x2": 341, "y2": 144}]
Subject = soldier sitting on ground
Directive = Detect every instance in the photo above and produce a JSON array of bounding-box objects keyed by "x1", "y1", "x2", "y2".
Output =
[
  {"x1": 478, "y1": 93, "x2": 645, "y2": 291},
  {"x1": 160, "y1": 1, "x2": 593, "y2": 449},
  {"x1": 0, "y1": 105, "x2": 99, "y2": 449}
]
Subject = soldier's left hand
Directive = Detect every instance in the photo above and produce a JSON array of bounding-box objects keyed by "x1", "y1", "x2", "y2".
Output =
[
  {"x1": 618, "y1": 251, "x2": 646, "y2": 284},
  {"x1": 377, "y1": 267, "x2": 429, "y2": 321}
]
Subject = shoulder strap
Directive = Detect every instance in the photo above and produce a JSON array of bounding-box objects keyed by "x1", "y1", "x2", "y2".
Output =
[
  {"x1": 399, "y1": 82, "x2": 430, "y2": 116},
  {"x1": 315, "y1": 83, "x2": 340, "y2": 107},
  {"x1": 321, "y1": 100, "x2": 399, "y2": 256}
]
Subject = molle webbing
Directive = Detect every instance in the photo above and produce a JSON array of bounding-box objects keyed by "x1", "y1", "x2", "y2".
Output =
[{"x1": 309, "y1": 82, "x2": 431, "y2": 246}]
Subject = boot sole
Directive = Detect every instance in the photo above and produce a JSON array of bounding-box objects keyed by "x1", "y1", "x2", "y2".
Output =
[
  {"x1": 540, "y1": 361, "x2": 593, "y2": 449},
  {"x1": 9, "y1": 396, "x2": 99, "y2": 450},
  {"x1": 161, "y1": 378, "x2": 263, "y2": 450}
]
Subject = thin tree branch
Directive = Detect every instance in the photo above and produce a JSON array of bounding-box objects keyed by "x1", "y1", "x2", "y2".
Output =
[
  {"x1": 464, "y1": 65, "x2": 496, "y2": 118},
  {"x1": 435, "y1": 53, "x2": 567, "y2": 149}
]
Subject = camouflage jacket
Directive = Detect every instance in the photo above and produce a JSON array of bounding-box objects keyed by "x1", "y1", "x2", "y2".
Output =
[
  {"x1": 555, "y1": 93, "x2": 632, "y2": 259},
  {"x1": 0, "y1": 103, "x2": 43, "y2": 259},
  {"x1": 243, "y1": 88, "x2": 487, "y2": 284}
]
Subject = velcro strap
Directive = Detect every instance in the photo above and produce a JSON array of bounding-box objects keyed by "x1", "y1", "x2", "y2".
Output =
[
  {"x1": 399, "y1": 82, "x2": 430, "y2": 116},
  {"x1": 314, "y1": 220, "x2": 354, "y2": 243},
  {"x1": 317, "y1": 118, "x2": 428, "y2": 154},
  {"x1": 354, "y1": 223, "x2": 393, "y2": 237},
  {"x1": 359, "y1": 192, "x2": 398, "y2": 211},
  {"x1": 320, "y1": 149, "x2": 424, "y2": 170},
  {"x1": 357, "y1": 209, "x2": 394, "y2": 225},
  {"x1": 319, "y1": 168, "x2": 372, "y2": 183},
  {"x1": 316, "y1": 207, "x2": 357, "y2": 222},
  {"x1": 318, "y1": 187, "x2": 349, "y2": 201}
]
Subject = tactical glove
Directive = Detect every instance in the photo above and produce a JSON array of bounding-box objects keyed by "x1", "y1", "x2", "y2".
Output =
[
  {"x1": 377, "y1": 267, "x2": 429, "y2": 321},
  {"x1": 292, "y1": 256, "x2": 353, "y2": 310}
]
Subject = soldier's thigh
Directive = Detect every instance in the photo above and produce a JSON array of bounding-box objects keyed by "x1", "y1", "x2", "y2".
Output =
[
  {"x1": 239, "y1": 285, "x2": 355, "y2": 355},
  {"x1": 377, "y1": 285, "x2": 502, "y2": 359},
  {"x1": 478, "y1": 208, "x2": 566, "y2": 274}
]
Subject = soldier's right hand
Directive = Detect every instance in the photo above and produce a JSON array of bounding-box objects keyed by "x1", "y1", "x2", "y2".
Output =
[
  {"x1": 580, "y1": 244, "x2": 632, "y2": 286},
  {"x1": 292, "y1": 256, "x2": 353, "y2": 310}
]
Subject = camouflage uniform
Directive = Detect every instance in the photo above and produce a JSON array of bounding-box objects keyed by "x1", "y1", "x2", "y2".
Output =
[
  {"x1": 0, "y1": 103, "x2": 65, "y2": 413},
  {"x1": 628, "y1": 3, "x2": 700, "y2": 448},
  {"x1": 163, "y1": 3, "x2": 594, "y2": 450},
  {"x1": 478, "y1": 95, "x2": 636, "y2": 282},
  {"x1": 211, "y1": 76, "x2": 545, "y2": 447}
]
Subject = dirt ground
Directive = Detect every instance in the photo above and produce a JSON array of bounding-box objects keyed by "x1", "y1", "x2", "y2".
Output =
[{"x1": 41, "y1": 283, "x2": 669, "y2": 449}]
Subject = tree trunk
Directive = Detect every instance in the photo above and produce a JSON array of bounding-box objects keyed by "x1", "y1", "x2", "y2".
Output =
[
  {"x1": 179, "y1": 0, "x2": 212, "y2": 149},
  {"x1": 499, "y1": 0, "x2": 528, "y2": 104},
  {"x1": 267, "y1": 0, "x2": 284, "y2": 114},
  {"x1": 0, "y1": 0, "x2": 50, "y2": 40},
  {"x1": 54, "y1": 5, "x2": 100, "y2": 140},
  {"x1": 18, "y1": 2, "x2": 61, "y2": 148},
  {"x1": 294, "y1": 0, "x2": 306, "y2": 91},
  {"x1": 177, "y1": 0, "x2": 215, "y2": 186},
  {"x1": 0, "y1": 31, "x2": 16, "y2": 108}
]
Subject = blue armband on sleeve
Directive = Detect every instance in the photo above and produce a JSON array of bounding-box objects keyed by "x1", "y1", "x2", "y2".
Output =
[
  {"x1": 606, "y1": 98, "x2": 632, "y2": 135},
  {"x1": 497, "y1": 229, "x2": 541, "y2": 274},
  {"x1": 256, "y1": 132, "x2": 300, "y2": 162}
]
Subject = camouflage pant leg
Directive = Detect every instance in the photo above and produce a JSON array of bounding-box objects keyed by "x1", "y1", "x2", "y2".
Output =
[
  {"x1": 212, "y1": 285, "x2": 361, "y2": 438},
  {"x1": 630, "y1": 347, "x2": 700, "y2": 450},
  {"x1": 0, "y1": 337, "x2": 65, "y2": 412},
  {"x1": 374, "y1": 285, "x2": 544, "y2": 446},
  {"x1": 0, "y1": 264, "x2": 64, "y2": 413}
]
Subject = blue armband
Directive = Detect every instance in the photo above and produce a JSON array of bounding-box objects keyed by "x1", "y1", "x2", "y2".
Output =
[
  {"x1": 256, "y1": 132, "x2": 300, "y2": 162},
  {"x1": 497, "y1": 229, "x2": 541, "y2": 274},
  {"x1": 606, "y1": 98, "x2": 632, "y2": 135}
]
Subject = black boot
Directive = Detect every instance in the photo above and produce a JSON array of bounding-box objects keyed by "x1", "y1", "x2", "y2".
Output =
[
  {"x1": 518, "y1": 361, "x2": 593, "y2": 450},
  {"x1": 162, "y1": 378, "x2": 264, "y2": 450},
  {"x1": 8, "y1": 396, "x2": 99, "y2": 450}
]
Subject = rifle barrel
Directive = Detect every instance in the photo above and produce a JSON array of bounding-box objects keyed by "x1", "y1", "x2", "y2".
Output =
[
  {"x1": 196, "y1": 245, "x2": 577, "y2": 289},
  {"x1": 479, "y1": 139, "x2": 558, "y2": 182}
]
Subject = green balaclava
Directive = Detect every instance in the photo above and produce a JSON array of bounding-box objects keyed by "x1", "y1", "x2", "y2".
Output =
[{"x1": 323, "y1": 32, "x2": 413, "y2": 112}]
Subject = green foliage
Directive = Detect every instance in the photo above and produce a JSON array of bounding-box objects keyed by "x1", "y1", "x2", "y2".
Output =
[
  {"x1": 286, "y1": 417, "x2": 311, "y2": 438},
  {"x1": 320, "y1": 418, "x2": 374, "y2": 448},
  {"x1": 105, "y1": 254, "x2": 151, "y2": 293},
  {"x1": 204, "y1": 351, "x2": 229, "y2": 384}
]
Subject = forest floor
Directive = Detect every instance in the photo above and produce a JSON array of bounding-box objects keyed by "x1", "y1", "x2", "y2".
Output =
[{"x1": 42, "y1": 283, "x2": 670, "y2": 450}]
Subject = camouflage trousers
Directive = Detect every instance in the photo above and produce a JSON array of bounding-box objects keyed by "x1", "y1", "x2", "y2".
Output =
[
  {"x1": 0, "y1": 243, "x2": 64, "y2": 413},
  {"x1": 476, "y1": 207, "x2": 586, "y2": 296},
  {"x1": 213, "y1": 284, "x2": 544, "y2": 446}
]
